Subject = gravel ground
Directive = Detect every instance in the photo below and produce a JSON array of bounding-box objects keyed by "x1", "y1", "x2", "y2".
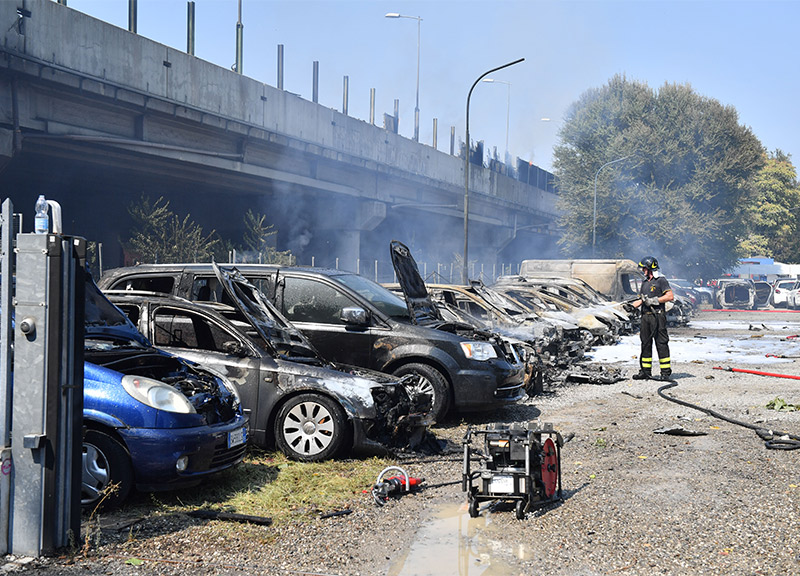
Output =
[{"x1": 9, "y1": 309, "x2": 800, "y2": 576}]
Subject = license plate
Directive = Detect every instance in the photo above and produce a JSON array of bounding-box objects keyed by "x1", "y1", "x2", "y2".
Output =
[
  {"x1": 489, "y1": 475, "x2": 514, "y2": 494},
  {"x1": 228, "y1": 426, "x2": 247, "y2": 448}
]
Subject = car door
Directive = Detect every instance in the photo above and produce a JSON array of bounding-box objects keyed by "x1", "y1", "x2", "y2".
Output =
[
  {"x1": 145, "y1": 303, "x2": 276, "y2": 446},
  {"x1": 276, "y1": 275, "x2": 376, "y2": 369}
]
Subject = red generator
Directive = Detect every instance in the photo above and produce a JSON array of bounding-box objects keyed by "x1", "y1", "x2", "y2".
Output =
[{"x1": 462, "y1": 421, "x2": 563, "y2": 519}]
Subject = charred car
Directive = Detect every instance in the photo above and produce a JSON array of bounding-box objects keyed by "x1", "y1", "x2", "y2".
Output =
[
  {"x1": 713, "y1": 278, "x2": 757, "y2": 310},
  {"x1": 496, "y1": 275, "x2": 635, "y2": 335},
  {"x1": 105, "y1": 264, "x2": 429, "y2": 461},
  {"x1": 491, "y1": 280, "x2": 620, "y2": 345},
  {"x1": 385, "y1": 280, "x2": 590, "y2": 394},
  {"x1": 100, "y1": 261, "x2": 525, "y2": 423},
  {"x1": 83, "y1": 276, "x2": 248, "y2": 508}
]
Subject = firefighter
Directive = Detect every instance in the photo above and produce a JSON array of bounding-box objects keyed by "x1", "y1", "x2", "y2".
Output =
[{"x1": 631, "y1": 256, "x2": 674, "y2": 381}]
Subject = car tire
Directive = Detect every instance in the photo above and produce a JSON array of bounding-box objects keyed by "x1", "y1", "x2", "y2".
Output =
[
  {"x1": 393, "y1": 363, "x2": 451, "y2": 423},
  {"x1": 275, "y1": 394, "x2": 347, "y2": 461},
  {"x1": 82, "y1": 429, "x2": 134, "y2": 510}
]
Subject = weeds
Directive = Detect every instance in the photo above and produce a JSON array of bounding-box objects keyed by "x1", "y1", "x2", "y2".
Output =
[
  {"x1": 114, "y1": 450, "x2": 393, "y2": 529},
  {"x1": 80, "y1": 481, "x2": 120, "y2": 558}
]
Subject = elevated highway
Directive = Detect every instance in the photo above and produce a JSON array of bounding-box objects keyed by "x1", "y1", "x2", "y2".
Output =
[{"x1": 0, "y1": 0, "x2": 561, "y2": 280}]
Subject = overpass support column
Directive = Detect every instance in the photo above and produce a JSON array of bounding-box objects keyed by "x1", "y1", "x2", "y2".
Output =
[{"x1": 317, "y1": 200, "x2": 387, "y2": 273}]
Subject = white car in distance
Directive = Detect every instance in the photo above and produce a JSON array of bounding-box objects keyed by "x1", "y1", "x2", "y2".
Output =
[{"x1": 771, "y1": 279, "x2": 797, "y2": 308}]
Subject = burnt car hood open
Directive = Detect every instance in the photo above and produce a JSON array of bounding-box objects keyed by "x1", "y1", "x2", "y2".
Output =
[
  {"x1": 389, "y1": 240, "x2": 443, "y2": 326},
  {"x1": 212, "y1": 263, "x2": 323, "y2": 364}
]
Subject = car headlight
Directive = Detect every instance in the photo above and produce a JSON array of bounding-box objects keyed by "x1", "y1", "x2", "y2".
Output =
[
  {"x1": 460, "y1": 341, "x2": 497, "y2": 361},
  {"x1": 121, "y1": 375, "x2": 196, "y2": 414}
]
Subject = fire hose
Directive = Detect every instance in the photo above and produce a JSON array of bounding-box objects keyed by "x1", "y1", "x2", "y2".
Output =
[
  {"x1": 713, "y1": 365, "x2": 800, "y2": 380},
  {"x1": 657, "y1": 379, "x2": 800, "y2": 450}
]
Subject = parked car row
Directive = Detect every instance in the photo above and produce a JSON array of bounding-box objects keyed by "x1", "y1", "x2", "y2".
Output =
[
  {"x1": 709, "y1": 277, "x2": 775, "y2": 310},
  {"x1": 105, "y1": 266, "x2": 429, "y2": 464},
  {"x1": 99, "y1": 259, "x2": 526, "y2": 425}
]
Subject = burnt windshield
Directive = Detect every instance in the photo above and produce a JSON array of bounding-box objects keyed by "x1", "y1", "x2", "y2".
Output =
[{"x1": 333, "y1": 273, "x2": 410, "y2": 318}]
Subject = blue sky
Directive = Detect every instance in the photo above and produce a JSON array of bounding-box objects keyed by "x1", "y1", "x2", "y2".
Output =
[{"x1": 67, "y1": 0, "x2": 798, "y2": 173}]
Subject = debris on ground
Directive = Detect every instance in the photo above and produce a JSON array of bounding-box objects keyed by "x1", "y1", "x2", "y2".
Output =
[{"x1": 653, "y1": 426, "x2": 708, "y2": 436}]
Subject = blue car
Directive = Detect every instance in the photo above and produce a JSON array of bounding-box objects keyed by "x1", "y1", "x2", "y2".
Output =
[{"x1": 81, "y1": 277, "x2": 248, "y2": 508}]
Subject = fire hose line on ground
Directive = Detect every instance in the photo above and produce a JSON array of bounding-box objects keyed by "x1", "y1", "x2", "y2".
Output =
[{"x1": 657, "y1": 377, "x2": 800, "y2": 451}]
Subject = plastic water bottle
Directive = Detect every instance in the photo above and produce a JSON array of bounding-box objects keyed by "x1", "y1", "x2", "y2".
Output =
[{"x1": 34, "y1": 195, "x2": 49, "y2": 234}]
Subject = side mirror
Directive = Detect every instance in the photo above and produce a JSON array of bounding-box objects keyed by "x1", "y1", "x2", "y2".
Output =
[
  {"x1": 222, "y1": 340, "x2": 247, "y2": 357},
  {"x1": 340, "y1": 306, "x2": 369, "y2": 326}
]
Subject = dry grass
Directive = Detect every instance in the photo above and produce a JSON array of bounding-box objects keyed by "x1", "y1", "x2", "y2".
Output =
[{"x1": 117, "y1": 448, "x2": 393, "y2": 527}]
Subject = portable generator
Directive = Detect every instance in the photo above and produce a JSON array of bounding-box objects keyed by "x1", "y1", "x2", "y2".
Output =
[{"x1": 462, "y1": 421, "x2": 563, "y2": 520}]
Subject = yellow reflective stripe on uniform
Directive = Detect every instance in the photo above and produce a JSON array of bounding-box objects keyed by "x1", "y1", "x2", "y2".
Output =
[
  {"x1": 659, "y1": 357, "x2": 671, "y2": 368},
  {"x1": 641, "y1": 357, "x2": 652, "y2": 368}
]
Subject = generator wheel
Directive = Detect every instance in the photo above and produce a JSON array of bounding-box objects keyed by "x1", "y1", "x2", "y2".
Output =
[
  {"x1": 468, "y1": 496, "x2": 480, "y2": 518},
  {"x1": 515, "y1": 500, "x2": 526, "y2": 520},
  {"x1": 541, "y1": 437, "x2": 559, "y2": 499}
]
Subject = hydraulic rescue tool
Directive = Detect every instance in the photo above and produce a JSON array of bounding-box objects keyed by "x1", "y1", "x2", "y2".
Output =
[{"x1": 371, "y1": 465, "x2": 424, "y2": 506}]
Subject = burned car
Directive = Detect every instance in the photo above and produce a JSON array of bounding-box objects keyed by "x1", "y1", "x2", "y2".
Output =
[
  {"x1": 83, "y1": 276, "x2": 248, "y2": 507},
  {"x1": 100, "y1": 260, "x2": 526, "y2": 423},
  {"x1": 385, "y1": 280, "x2": 591, "y2": 394},
  {"x1": 491, "y1": 280, "x2": 620, "y2": 345},
  {"x1": 713, "y1": 278, "x2": 757, "y2": 310},
  {"x1": 105, "y1": 264, "x2": 429, "y2": 461},
  {"x1": 496, "y1": 275, "x2": 635, "y2": 335}
]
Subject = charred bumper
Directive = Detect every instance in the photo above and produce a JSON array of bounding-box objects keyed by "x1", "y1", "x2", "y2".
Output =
[
  {"x1": 451, "y1": 360, "x2": 525, "y2": 412},
  {"x1": 353, "y1": 382, "x2": 432, "y2": 455}
]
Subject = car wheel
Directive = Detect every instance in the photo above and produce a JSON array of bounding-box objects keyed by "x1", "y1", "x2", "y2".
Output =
[
  {"x1": 275, "y1": 394, "x2": 347, "y2": 461},
  {"x1": 394, "y1": 363, "x2": 451, "y2": 423},
  {"x1": 82, "y1": 430, "x2": 133, "y2": 510}
]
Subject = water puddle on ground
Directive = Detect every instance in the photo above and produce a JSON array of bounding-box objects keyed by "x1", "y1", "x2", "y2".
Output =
[{"x1": 386, "y1": 503, "x2": 530, "y2": 576}]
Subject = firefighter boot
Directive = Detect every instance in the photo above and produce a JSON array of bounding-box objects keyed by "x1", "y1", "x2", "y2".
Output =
[
  {"x1": 658, "y1": 369, "x2": 672, "y2": 381},
  {"x1": 632, "y1": 371, "x2": 650, "y2": 380}
]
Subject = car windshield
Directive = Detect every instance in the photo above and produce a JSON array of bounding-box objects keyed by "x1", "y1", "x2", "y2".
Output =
[
  {"x1": 85, "y1": 276, "x2": 134, "y2": 328},
  {"x1": 334, "y1": 273, "x2": 410, "y2": 318},
  {"x1": 85, "y1": 334, "x2": 147, "y2": 351}
]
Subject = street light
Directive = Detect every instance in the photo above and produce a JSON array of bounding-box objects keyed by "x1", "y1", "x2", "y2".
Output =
[
  {"x1": 482, "y1": 78, "x2": 511, "y2": 158},
  {"x1": 385, "y1": 12, "x2": 422, "y2": 142},
  {"x1": 593, "y1": 155, "x2": 631, "y2": 257},
  {"x1": 463, "y1": 57, "x2": 525, "y2": 284}
]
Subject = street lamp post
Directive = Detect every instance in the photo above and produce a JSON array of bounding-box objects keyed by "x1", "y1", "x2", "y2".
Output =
[
  {"x1": 385, "y1": 13, "x2": 422, "y2": 142},
  {"x1": 482, "y1": 78, "x2": 511, "y2": 158},
  {"x1": 592, "y1": 155, "x2": 631, "y2": 257},
  {"x1": 463, "y1": 58, "x2": 524, "y2": 284}
]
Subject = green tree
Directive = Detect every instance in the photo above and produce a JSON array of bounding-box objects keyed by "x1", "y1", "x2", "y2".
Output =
[
  {"x1": 236, "y1": 209, "x2": 294, "y2": 265},
  {"x1": 553, "y1": 75, "x2": 765, "y2": 279},
  {"x1": 125, "y1": 195, "x2": 219, "y2": 263},
  {"x1": 739, "y1": 151, "x2": 800, "y2": 263}
]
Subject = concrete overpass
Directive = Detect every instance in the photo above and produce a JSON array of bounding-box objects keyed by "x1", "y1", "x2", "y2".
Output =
[{"x1": 0, "y1": 0, "x2": 561, "y2": 281}]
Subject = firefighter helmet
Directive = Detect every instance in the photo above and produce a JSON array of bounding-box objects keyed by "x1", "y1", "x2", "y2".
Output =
[{"x1": 638, "y1": 256, "x2": 659, "y2": 272}]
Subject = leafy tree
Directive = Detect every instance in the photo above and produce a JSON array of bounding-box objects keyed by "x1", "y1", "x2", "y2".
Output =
[
  {"x1": 739, "y1": 151, "x2": 800, "y2": 263},
  {"x1": 124, "y1": 195, "x2": 219, "y2": 263},
  {"x1": 553, "y1": 75, "x2": 765, "y2": 279}
]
